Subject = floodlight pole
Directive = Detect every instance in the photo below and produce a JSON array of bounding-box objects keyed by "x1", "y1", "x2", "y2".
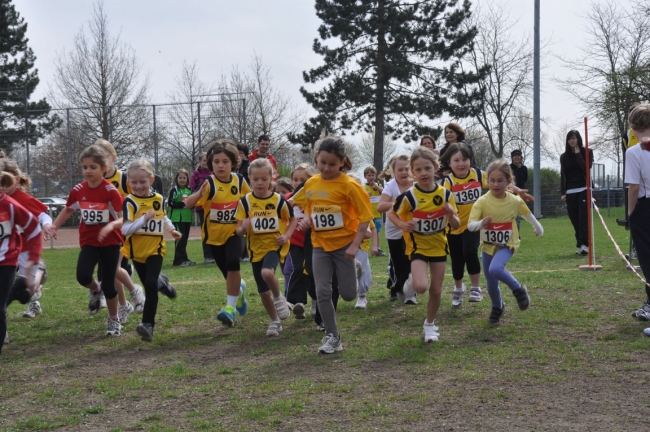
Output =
[{"x1": 533, "y1": 0, "x2": 541, "y2": 217}]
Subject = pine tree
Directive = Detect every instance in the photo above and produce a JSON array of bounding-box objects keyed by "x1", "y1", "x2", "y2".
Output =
[
  {"x1": 0, "y1": 0, "x2": 51, "y2": 156},
  {"x1": 293, "y1": 0, "x2": 487, "y2": 170}
]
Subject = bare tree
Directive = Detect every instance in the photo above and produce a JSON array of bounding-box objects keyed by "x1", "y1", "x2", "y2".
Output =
[
  {"x1": 461, "y1": 1, "x2": 536, "y2": 158},
  {"x1": 559, "y1": 1, "x2": 650, "y2": 182},
  {"x1": 48, "y1": 0, "x2": 151, "y2": 164},
  {"x1": 354, "y1": 130, "x2": 398, "y2": 171}
]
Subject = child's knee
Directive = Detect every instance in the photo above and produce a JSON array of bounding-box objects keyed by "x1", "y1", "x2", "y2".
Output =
[
  {"x1": 261, "y1": 268, "x2": 276, "y2": 282},
  {"x1": 413, "y1": 281, "x2": 428, "y2": 294}
]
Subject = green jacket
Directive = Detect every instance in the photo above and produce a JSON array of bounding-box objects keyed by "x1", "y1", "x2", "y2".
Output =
[{"x1": 167, "y1": 186, "x2": 193, "y2": 223}]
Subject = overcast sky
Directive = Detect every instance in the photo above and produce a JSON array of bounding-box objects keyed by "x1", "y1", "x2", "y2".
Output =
[{"x1": 12, "y1": 0, "x2": 633, "y2": 173}]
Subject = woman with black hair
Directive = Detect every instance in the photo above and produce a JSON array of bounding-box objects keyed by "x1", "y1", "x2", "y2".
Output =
[{"x1": 560, "y1": 130, "x2": 594, "y2": 255}]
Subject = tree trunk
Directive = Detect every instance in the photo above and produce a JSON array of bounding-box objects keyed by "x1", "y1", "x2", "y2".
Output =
[{"x1": 374, "y1": 0, "x2": 386, "y2": 173}]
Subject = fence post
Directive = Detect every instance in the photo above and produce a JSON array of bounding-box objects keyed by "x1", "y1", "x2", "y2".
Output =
[
  {"x1": 197, "y1": 101, "x2": 202, "y2": 151},
  {"x1": 67, "y1": 109, "x2": 73, "y2": 191},
  {"x1": 153, "y1": 105, "x2": 158, "y2": 173}
]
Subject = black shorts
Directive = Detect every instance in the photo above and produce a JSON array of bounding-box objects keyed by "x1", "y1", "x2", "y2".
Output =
[
  {"x1": 411, "y1": 253, "x2": 447, "y2": 263},
  {"x1": 251, "y1": 251, "x2": 281, "y2": 294},
  {"x1": 209, "y1": 235, "x2": 242, "y2": 279}
]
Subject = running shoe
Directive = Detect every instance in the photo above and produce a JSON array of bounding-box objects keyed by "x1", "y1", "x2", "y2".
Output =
[
  {"x1": 217, "y1": 305, "x2": 236, "y2": 327},
  {"x1": 88, "y1": 287, "x2": 103, "y2": 314},
  {"x1": 130, "y1": 284, "x2": 146, "y2": 314},
  {"x1": 100, "y1": 293, "x2": 107, "y2": 309},
  {"x1": 293, "y1": 302, "x2": 306, "y2": 319},
  {"x1": 403, "y1": 273, "x2": 414, "y2": 298},
  {"x1": 180, "y1": 260, "x2": 196, "y2": 267},
  {"x1": 136, "y1": 322, "x2": 154, "y2": 342},
  {"x1": 274, "y1": 295, "x2": 290, "y2": 320},
  {"x1": 632, "y1": 303, "x2": 650, "y2": 321},
  {"x1": 118, "y1": 301, "x2": 134, "y2": 324},
  {"x1": 266, "y1": 320, "x2": 283, "y2": 337},
  {"x1": 468, "y1": 286, "x2": 483, "y2": 302},
  {"x1": 22, "y1": 301, "x2": 42, "y2": 319},
  {"x1": 423, "y1": 320, "x2": 439, "y2": 343},
  {"x1": 451, "y1": 283, "x2": 466, "y2": 308},
  {"x1": 644, "y1": 327, "x2": 650, "y2": 337},
  {"x1": 513, "y1": 285, "x2": 530, "y2": 310},
  {"x1": 236, "y1": 281, "x2": 248, "y2": 316},
  {"x1": 576, "y1": 245, "x2": 589, "y2": 255},
  {"x1": 318, "y1": 333, "x2": 342, "y2": 354},
  {"x1": 404, "y1": 295, "x2": 418, "y2": 305},
  {"x1": 204, "y1": 258, "x2": 215, "y2": 264},
  {"x1": 316, "y1": 322, "x2": 326, "y2": 331},
  {"x1": 157, "y1": 274, "x2": 177, "y2": 299},
  {"x1": 488, "y1": 303, "x2": 506, "y2": 324},
  {"x1": 377, "y1": 249, "x2": 386, "y2": 257},
  {"x1": 11, "y1": 276, "x2": 31, "y2": 304},
  {"x1": 355, "y1": 297, "x2": 367, "y2": 309},
  {"x1": 106, "y1": 316, "x2": 122, "y2": 336}
]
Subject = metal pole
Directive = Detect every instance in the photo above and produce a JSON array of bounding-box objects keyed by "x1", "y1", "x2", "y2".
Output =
[
  {"x1": 153, "y1": 105, "x2": 158, "y2": 173},
  {"x1": 67, "y1": 109, "x2": 73, "y2": 190},
  {"x1": 243, "y1": 98, "x2": 247, "y2": 146},
  {"x1": 24, "y1": 87, "x2": 30, "y2": 176},
  {"x1": 197, "y1": 102, "x2": 202, "y2": 151},
  {"x1": 533, "y1": 0, "x2": 541, "y2": 217}
]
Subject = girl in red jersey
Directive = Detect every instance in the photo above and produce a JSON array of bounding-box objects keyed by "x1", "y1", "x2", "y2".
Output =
[
  {"x1": 50, "y1": 145, "x2": 125, "y2": 336},
  {"x1": 0, "y1": 170, "x2": 43, "y2": 355}
]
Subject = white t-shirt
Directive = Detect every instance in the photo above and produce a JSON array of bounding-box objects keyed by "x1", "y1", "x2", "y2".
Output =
[
  {"x1": 382, "y1": 179, "x2": 405, "y2": 240},
  {"x1": 625, "y1": 144, "x2": 650, "y2": 198}
]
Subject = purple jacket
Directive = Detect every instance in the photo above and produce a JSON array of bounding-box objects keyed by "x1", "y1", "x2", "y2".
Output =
[{"x1": 189, "y1": 166, "x2": 212, "y2": 211}]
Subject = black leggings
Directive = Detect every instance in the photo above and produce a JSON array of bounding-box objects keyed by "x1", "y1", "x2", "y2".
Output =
[
  {"x1": 447, "y1": 230, "x2": 481, "y2": 281},
  {"x1": 286, "y1": 244, "x2": 313, "y2": 305},
  {"x1": 77, "y1": 245, "x2": 121, "y2": 299},
  {"x1": 133, "y1": 255, "x2": 163, "y2": 326},
  {"x1": 173, "y1": 221, "x2": 191, "y2": 265},
  {"x1": 630, "y1": 197, "x2": 650, "y2": 302},
  {"x1": 388, "y1": 238, "x2": 410, "y2": 295},
  {"x1": 209, "y1": 235, "x2": 242, "y2": 279},
  {"x1": 0, "y1": 266, "x2": 16, "y2": 355},
  {"x1": 566, "y1": 190, "x2": 589, "y2": 248}
]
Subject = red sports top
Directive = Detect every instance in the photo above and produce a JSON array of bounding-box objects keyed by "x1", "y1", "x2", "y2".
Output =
[
  {"x1": 0, "y1": 193, "x2": 42, "y2": 266},
  {"x1": 66, "y1": 179, "x2": 124, "y2": 247},
  {"x1": 10, "y1": 189, "x2": 48, "y2": 217}
]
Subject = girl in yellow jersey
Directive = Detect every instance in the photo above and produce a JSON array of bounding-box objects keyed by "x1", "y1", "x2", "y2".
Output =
[
  {"x1": 184, "y1": 140, "x2": 251, "y2": 327},
  {"x1": 440, "y1": 143, "x2": 488, "y2": 307},
  {"x1": 235, "y1": 159, "x2": 296, "y2": 337},
  {"x1": 293, "y1": 137, "x2": 373, "y2": 354},
  {"x1": 389, "y1": 148, "x2": 461, "y2": 343},
  {"x1": 112, "y1": 159, "x2": 181, "y2": 341},
  {"x1": 467, "y1": 160, "x2": 543, "y2": 325}
]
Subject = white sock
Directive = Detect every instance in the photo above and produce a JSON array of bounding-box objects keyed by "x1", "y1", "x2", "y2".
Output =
[
  {"x1": 227, "y1": 295, "x2": 238, "y2": 308},
  {"x1": 273, "y1": 294, "x2": 282, "y2": 301}
]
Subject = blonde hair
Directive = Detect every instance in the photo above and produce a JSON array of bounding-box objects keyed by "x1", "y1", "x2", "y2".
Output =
[
  {"x1": 127, "y1": 158, "x2": 155, "y2": 178},
  {"x1": 291, "y1": 163, "x2": 317, "y2": 180},
  {"x1": 485, "y1": 159, "x2": 513, "y2": 184},
  {"x1": 79, "y1": 145, "x2": 108, "y2": 166},
  {"x1": 249, "y1": 158, "x2": 274, "y2": 177},
  {"x1": 0, "y1": 171, "x2": 16, "y2": 190},
  {"x1": 0, "y1": 159, "x2": 31, "y2": 191},
  {"x1": 93, "y1": 138, "x2": 117, "y2": 158},
  {"x1": 363, "y1": 166, "x2": 377, "y2": 176},
  {"x1": 410, "y1": 147, "x2": 439, "y2": 170},
  {"x1": 629, "y1": 103, "x2": 650, "y2": 132}
]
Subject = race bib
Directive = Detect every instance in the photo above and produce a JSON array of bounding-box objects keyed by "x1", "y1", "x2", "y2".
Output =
[
  {"x1": 250, "y1": 210, "x2": 279, "y2": 233},
  {"x1": 210, "y1": 201, "x2": 237, "y2": 223},
  {"x1": 0, "y1": 211, "x2": 11, "y2": 240},
  {"x1": 451, "y1": 181, "x2": 482, "y2": 205},
  {"x1": 369, "y1": 196, "x2": 381, "y2": 204},
  {"x1": 413, "y1": 209, "x2": 446, "y2": 235},
  {"x1": 311, "y1": 205, "x2": 344, "y2": 231},
  {"x1": 483, "y1": 222, "x2": 513, "y2": 246},
  {"x1": 137, "y1": 218, "x2": 164, "y2": 236},
  {"x1": 79, "y1": 202, "x2": 109, "y2": 225}
]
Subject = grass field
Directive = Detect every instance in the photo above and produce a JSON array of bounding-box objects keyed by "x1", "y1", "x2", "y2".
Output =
[{"x1": 1, "y1": 206, "x2": 649, "y2": 431}]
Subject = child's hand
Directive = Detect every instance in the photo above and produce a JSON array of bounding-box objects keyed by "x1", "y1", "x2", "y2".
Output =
[
  {"x1": 371, "y1": 246, "x2": 379, "y2": 256},
  {"x1": 48, "y1": 225, "x2": 58, "y2": 240},
  {"x1": 171, "y1": 230, "x2": 182, "y2": 240},
  {"x1": 297, "y1": 216, "x2": 312, "y2": 231},
  {"x1": 42, "y1": 223, "x2": 53, "y2": 241},
  {"x1": 287, "y1": 198, "x2": 295, "y2": 207},
  {"x1": 517, "y1": 189, "x2": 535, "y2": 202},
  {"x1": 345, "y1": 243, "x2": 359, "y2": 260},
  {"x1": 98, "y1": 223, "x2": 114, "y2": 241},
  {"x1": 401, "y1": 220, "x2": 417, "y2": 233},
  {"x1": 276, "y1": 234, "x2": 289, "y2": 246},
  {"x1": 442, "y1": 203, "x2": 456, "y2": 217},
  {"x1": 481, "y1": 217, "x2": 493, "y2": 228},
  {"x1": 144, "y1": 210, "x2": 155, "y2": 221}
]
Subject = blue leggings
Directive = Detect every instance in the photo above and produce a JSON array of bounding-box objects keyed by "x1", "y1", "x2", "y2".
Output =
[{"x1": 482, "y1": 248, "x2": 522, "y2": 308}]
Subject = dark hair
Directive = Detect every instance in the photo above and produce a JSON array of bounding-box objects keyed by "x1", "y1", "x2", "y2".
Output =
[
  {"x1": 316, "y1": 136, "x2": 352, "y2": 172},
  {"x1": 564, "y1": 130, "x2": 584, "y2": 154},
  {"x1": 439, "y1": 142, "x2": 473, "y2": 172},
  {"x1": 175, "y1": 168, "x2": 190, "y2": 186},
  {"x1": 257, "y1": 134, "x2": 270, "y2": 143},
  {"x1": 236, "y1": 142, "x2": 249, "y2": 155},
  {"x1": 420, "y1": 135, "x2": 436, "y2": 148},
  {"x1": 79, "y1": 144, "x2": 108, "y2": 167},
  {"x1": 445, "y1": 122, "x2": 466, "y2": 142},
  {"x1": 207, "y1": 139, "x2": 240, "y2": 169}
]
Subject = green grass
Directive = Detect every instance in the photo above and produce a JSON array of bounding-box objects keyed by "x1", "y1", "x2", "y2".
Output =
[{"x1": 1, "y1": 206, "x2": 648, "y2": 431}]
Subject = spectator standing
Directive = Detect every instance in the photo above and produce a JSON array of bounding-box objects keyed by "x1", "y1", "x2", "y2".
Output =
[
  {"x1": 510, "y1": 149, "x2": 528, "y2": 234},
  {"x1": 248, "y1": 134, "x2": 278, "y2": 181}
]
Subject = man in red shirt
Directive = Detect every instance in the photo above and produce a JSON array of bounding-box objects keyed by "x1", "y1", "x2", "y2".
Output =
[{"x1": 248, "y1": 135, "x2": 278, "y2": 181}]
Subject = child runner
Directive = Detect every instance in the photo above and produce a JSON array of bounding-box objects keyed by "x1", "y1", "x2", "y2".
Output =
[
  {"x1": 0, "y1": 170, "x2": 42, "y2": 355},
  {"x1": 389, "y1": 148, "x2": 460, "y2": 343},
  {"x1": 364, "y1": 166, "x2": 386, "y2": 256},
  {"x1": 235, "y1": 158, "x2": 296, "y2": 336},
  {"x1": 378, "y1": 155, "x2": 413, "y2": 303},
  {"x1": 467, "y1": 160, "x2": 543, "y2": 324},
  {"x1": 0, "y1": 159, "x2": 50, "y2": 318},
  {"x1": 293, "y1": 136, "x2": 373, "y2": 354},
  {"x1": 50, "y1": 145, "x2": 125, "y2": 336},
  {"x1": 184, "y1": 139, "x2": 250, "y2": 327},
  {"x1": 349, "y1": 173, "x2": 378, "y2": 309},
  {"x1": 440, "y1": 143, "x2": 487, "y2": 307},
  {"x1": 167, "y1": 168, "x2": 196, "y2": 267},
  {"x1": 112, "y1": 159, "x2": 181, "y2": 341}
]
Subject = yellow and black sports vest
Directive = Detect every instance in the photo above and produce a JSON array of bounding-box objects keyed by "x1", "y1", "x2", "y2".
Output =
[{"x1": 122, "y1": 193, "x2": 166, "y2": 263}]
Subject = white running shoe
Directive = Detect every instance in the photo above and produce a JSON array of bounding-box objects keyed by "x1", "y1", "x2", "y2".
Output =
[
  {"x1": 404, "y1": 295, "x2": 418, "y2": 305},
  {"x1": 452, "y1": 283, "x2": 466, "y2": 308},
  {"x1": 318, "y1": 333, "x2": 342, "y2": 354},
  {"x1": 310, "y1": 302, "x2": 317, "y2": 316},
  {"x1": 293, "y1": 303, "x2": 306, "y2": 319},
  {"x1": 118, "y1": 301, "x2": 134, "y2": 324},
  {"x1": 130, "y1": 284, "x2": 145, "y2": 314},
  {"x1": 355, "y1": 297, "x2": 367, "y2": 309},
  {"x1": 468, "y1": 286, "x2": 483, "y2": 302},
  {"x1": 88, "y1": 287, "x2": 103, "y2": 314},
  {"x1": 106, "y1": 317, "x2": 122, "y2": 336},
  {"x1": 266, "y1": 320, "x2": 283, "y2": 337},
  {"x1": 274, "y1": 295, "x2": 290, "y2": 320},
  {"x1": 403, "y1": 273, "x2": 414, "y2": 298},
  {"x1": 22, "y1": 301, "x2": 42, "y2": 318},
  {"x1": 423, "y1": 320, "x2": 439, "y2": 343},
  {"x1": 100, "y1": 293, "x2": 107, "y2": 310}
]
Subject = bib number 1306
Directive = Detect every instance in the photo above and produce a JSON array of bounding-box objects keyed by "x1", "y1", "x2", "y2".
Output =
[{"x1": 483, "y1": 222, "x2": 513, "y2": 246}]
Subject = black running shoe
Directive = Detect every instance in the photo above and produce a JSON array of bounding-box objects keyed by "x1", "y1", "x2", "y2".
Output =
[
  {"x1": 157, "y1": 274, "x2": 177, "y2": 299},
  {"x1": 11, "y1": 276, "x2": 32, "y2": 305},
  {"x1": 513, "y1": 285, "x2": 530, "y2": 310},
  {"x1": 488, "y1": 303, "x2": 506, "y2": 324}
]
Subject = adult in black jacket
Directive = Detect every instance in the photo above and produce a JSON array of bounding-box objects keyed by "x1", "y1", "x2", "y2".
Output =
[{"x1": 560, "y1": 130, "x2": 594, "y2": 255}]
